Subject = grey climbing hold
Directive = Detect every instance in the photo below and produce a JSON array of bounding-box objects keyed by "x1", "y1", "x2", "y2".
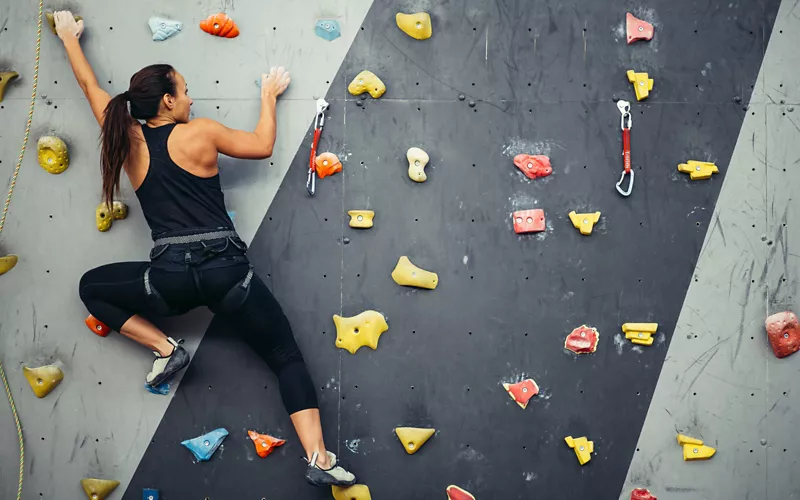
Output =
[
  {"x1": 181, "y1": 428, "x2": 229, "y2": 461},
  {"x1": 343, "y1": 237, "x2": 350, "y2": 244},
  {"x1": 733, "y1": 96, "x2": 742, "y2": 103},
  {"x1": 458, "y1": 94, "x2": 466, "y2": 101},
  {"x1": 356, "y1": 100, "x2": 363, "y2": 107},
  {"x1": 468, "y1": 100, "x2": 476, "y2": 108},
  {"x1": 760, "y1": 438, "x2": 767, "y2": 445},
  {"x1": 788, "y1": 107, "x2": 795, "y2": 112},
  {"x1": 315, "y1": 20, "x2": 341, "y2": 41},
  {"x1": 148, "y1": 17, "x2": 183, "y2": 42}
]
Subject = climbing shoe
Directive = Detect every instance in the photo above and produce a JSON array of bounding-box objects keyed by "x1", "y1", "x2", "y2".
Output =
[
  {"x1": 146, "y1": 337, "x2": 190, "y2": 387},
  {"x1": 305, "y1": 451, "x2": 356, "y2": 487}
]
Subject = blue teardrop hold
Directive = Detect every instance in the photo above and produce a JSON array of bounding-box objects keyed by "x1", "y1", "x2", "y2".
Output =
[
  {"x1": 144, "y1": 382, "x2": 170, "y2": 395},
  {"x1": 181, "y1": 428, "x2": 229, "y2": 461},
  {"x1": 142, "y1": 488, "x2": 159, "y2": 500},
  {"x1": 315, "y1": 20, "x2": 341, "y2": 41},
  {"x1": 148, "y1": 17, "x2": 183, "y2": 42}
]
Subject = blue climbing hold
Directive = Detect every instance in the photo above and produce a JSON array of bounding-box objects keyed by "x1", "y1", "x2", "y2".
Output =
[
  {"x1": 315, "y1": 20, "x2": 341, "y2": 41},
  {"x1": 144, "y1": 382, "x2": 170, "y2": 395},
  {"x1": 181, "y1": 428, "x2": 229, "y2": 461},
  {"x1": 142, "y1": 488, "x2": 159, "y2": 500},
  {"x1": 227, "y1": 210, "x2": 236, "y2": 222},
  {"x1": 148, "y1": 17, "x2": 183, "y2": 42}
]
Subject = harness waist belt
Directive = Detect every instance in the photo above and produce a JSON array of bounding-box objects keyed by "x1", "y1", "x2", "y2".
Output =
[{"x1": 153, "y1": 230, "x2": 239, "y2": 246}]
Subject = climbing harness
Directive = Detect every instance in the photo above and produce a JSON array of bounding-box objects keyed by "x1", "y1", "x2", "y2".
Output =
[
  {"x1": 615, "y1": 100, "x2": 634, "y2": 197},
  {"x1": 306, "y1": 98, "x2": 330, "y2": 195}
]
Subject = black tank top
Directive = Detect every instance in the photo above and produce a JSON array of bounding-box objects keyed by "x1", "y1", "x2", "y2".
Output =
[{"x1": 136, "y1": 123, "x2": 233, "y2": 240}]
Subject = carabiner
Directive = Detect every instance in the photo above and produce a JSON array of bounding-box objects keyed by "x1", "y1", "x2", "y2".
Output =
[
  {"x1": 616, "y1": 169, "x2": 634, "y2": 196},
  {"x1": 307, "y1": 98, "x2": 330, "y2": 196},
  {"x1": 616, "y1": 100, "x2": 634, "y2": 196}
]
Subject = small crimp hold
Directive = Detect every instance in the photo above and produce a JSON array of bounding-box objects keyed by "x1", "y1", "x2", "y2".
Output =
[
  {"x1": 391, "y1": 256, "x2": 438, "y2": 289},
  {"x1": 348, "y1": 70, "x2": 386, "y2": 99},
  {"x1": 395, "y1": 12, "x2": 432, "y2": 40},
  {"x1": 0, "y1": 71, "x2": 19, "y2": 103},
  {"x1": 503, "y1": 379, "x2": 539, "y2": 409},
  {"x1": 394, "y1": 427, "x2": 435, "y2": 454},
  {"x1": 37, "y1": 135, "x2": 69, "y2": 174},
  {"x1": 627, "y1": 70, "x2": 654, "y2": 101},
  {"x1": 568, "y1": 211, "x2": 601, "y2": 235},
  {"x1": 677, "y1": 433, "x2": 716, "y2": 461},
  {"x1": 512, "y1": 209, "x2": 546, "y2": 234},
  {"x1": 446, "y1": 485, "x2": 476, "y2": 500},
  {"x1": 678, "y1": 160, "x2": 719, "y2": 180},
  {"x1": 513, "y1": 154, "x2": 552, "y2": 180},
  {"x1": 112, "y1": 201, "x2": 129, "y2": 220},
  {"x1": 80, "y1": 478, "x2": 119, "y2": 500},
  {"x1": 85, "y1": 314, "x2": 111, "y2": 337},
  {"x1": 23, "y1": 365, "x2": 64, "y2": 398},
  {"x1": 248, "y1": 430, "x2": 286, "y2": 458},
  {"x1": 333, "y1": 310, "x2": 389, "y2": 354},
  {"x1": 565, "y1": 325, "x2": 599, "y2": 354},
  {"x1": 765, "y1": 311, "x2": 800, "y2": 358},
  {"x1": 626, "y1": 13, "x2": 654, "y2": 44},
  {"x1": 622, "y1": 322, "x2": 658, "y2": 346},
  {"x1": 565, "y1": 435, "x2": 593, "y2": 465},
  {"x1": 348, "y1": 210, "x2": 374, "y2": 229},
  {"x1": 315, "y1": 152, "x2": 342, "y2": 179},
  {"x1": 142, "y1": 488, "x2": 160, "y2": 500},
  {"x1": 181, "y1": 428, "x2": 229, "y2": 461},
  {"x1": 315, "y1": 20, "x2": 341, "y2": 41}
]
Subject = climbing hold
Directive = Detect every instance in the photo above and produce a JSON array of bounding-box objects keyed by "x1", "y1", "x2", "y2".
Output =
[
  {"x1": 333, "y1": 310, "x2": 389, "y2": 354},
  {"x1": 626, "y1": 13, "x2": 654, "y2": 44},
  {"x1": 0, "y1": 255, "x2": 18, "y2": 276},
  {"x1": 144, "y1": 382, "x2": 170, "y2": 395},
  {"x1": 565, "y1": 325, "x2": 599, "y2": 354},
  {"x1": 80, "y1": 478, "x2": 119, "y2": 500},
  {"x1": 23, "y1": 365, "x2": 64, "y2": 398},
  {"x1": 391, "y1": 256, "x2": 438, "y2": 289},
  {"x1": 248, "y1": 430, "x2": 286, "y2": 458},
  {"x1": 37, "y1": 136, "x2": 69, "y2": 174},
  {"x1": 513, "y1": 154, "x2": 552, "y2": 180},
  {"x1": 568, "y1": 211, "x2": 601, "y2": 236},
  {"x1": 627, "y1": 70, "x2": 654, "y2": 101},
  {"x1": 46, "y1": 12, "x2": 82, "y2": 35},
  {"x1": 678, "y1": 160, "x2": 719, "y2": 181},
  {"x1": 348, "y1": 71, "x2": 386, "y2": 99},
  {"x1": 96, "y1": 203, "x2": 113, "y2": 232},
  {"x1": 676, "y1": 434, "x2": 703, "y2": 446},
  {"x1": 394, "y1": 427, "x2": 435, "y2": 454},
  {"x1": 315, "y1": 20, "x2": 341, "y2": 41},
  {"x1": 395, "y1": 12, "x2": 432, "y2": 40},
  {"x1": 765, "y1": 311, "x2": 800, "y2": 358},
  {"x1": 315, "y1": 152, "x2": 342, "y2": 179},
  {"x1": 112, "y1": 201, "x2": 129, "y2": 220},
  {"x1": 677, "y1": 434, "x2": 716, "y2": 461},
  {"x1": 446, "y1": 485, "x2": 476, "y2": 500},
  {"x1": 348, "y1": 210, "x2": 375, "y2": 229},
  {"x1": 0, "y1": 71, "x2": 19, "y2": 103},
  {"x1": 142, "y1": 489, "x2": 160, "y2": 500},
  {"x1": 148, "y1": 17, "x2": 182, "y2": 41},
  {"x1": 85, "y1": 315, "x2": 110, "y2": 337},
  {"x1": 406, "y1": 147, "x2": 430, "y2": 182},
  {"x1": 332, "y1": 484, "x2": 372, "y2": 500},
  {"x1": 622, "y1": 322, "x2": 658, "y2": 346},
  {"x1": 512, "y1": 209, "x2": 546, "y2": 234},
  {"x1": 565, "y1": 436, "x2": 593, "y2": 465},
  {"x1": 503, "y1": 379, "x2": 539, "y2": 409},
  {"x1": 630, "y1": 488, "x2": 657, "y2": 500},
  {"x1": 181, "y1": 428, "x2": 229, "y2": 461},
  {"x1": 199, "y1": 13, "x2": 239, "y2": 38}
]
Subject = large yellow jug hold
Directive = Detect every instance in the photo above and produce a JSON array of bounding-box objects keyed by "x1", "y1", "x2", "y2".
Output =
[
  {"x1": 23, "y1": 365, "x2": 64, "y2": 398},
  {"x1": 333, "y1": 310, "x2": 389, "y2": 354},
  {"x1": 396, "y1": 12, "x2": 432, "y2": 40},
  {"x1": 80, "y1": 478, "x2": 120, "y2": 500},
  {"x1": 37, "y1": 136, "x2": 69, "y2": 174}
]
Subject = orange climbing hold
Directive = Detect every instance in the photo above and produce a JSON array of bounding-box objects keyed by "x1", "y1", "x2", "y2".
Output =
[
  {"x1": 200, "y1": 13, "x2": 240, "y2": 38},
  {"x1": 512, "y1": 209, "x2": 546, "y2": 234},
  {"x1": 85, "y1": 315, "x2": 110, "y2": 337},
  {"x1": 248, "y1": 430, "x2": 286, "y2": 458},
  {"x1": 565, "y1": 325, "x2": 599, "y2": 354},
  {"x1": 513, "y1": 154, "x2": 552, "y2": 180},
  {"x1": 447, "y1": 485, "x2": 476, "y2": 500},
  {"x1": 631, "y1": 488, "x2": 657, "y2": 500},
  {"x1": 626, "y1": 13, "x2": 654, "y2": 44},
  {"x1": 503, "y1": 379, "x2": 539, "y2": 409},
  {"x1": 765, "y1": 311, "x2": 800, "y2": 358},
  {"x1": 315, "y1": 152, "x2": 342, "y2": 179}
]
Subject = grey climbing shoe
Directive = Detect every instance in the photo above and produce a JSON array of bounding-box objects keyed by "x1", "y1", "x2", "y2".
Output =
[
  {"x1": 146, "y1": 337, "x2": 189, "y2": 387},
  {"x1": 304, "y1": 451, "x2": 356, "y2": 487}
]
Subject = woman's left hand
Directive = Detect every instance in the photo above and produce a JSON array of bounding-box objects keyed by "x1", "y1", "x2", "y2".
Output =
[{"x1": 54, "y1": 11, "x2": 84, "y2": 42}]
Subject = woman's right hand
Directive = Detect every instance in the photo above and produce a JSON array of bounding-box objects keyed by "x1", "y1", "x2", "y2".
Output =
[
  {"x1": 54, "y1": 11, "x2": 85, "y2": 42},
  {"x1": 261, "y1": 67, "x2": 290, "y2": 100}
]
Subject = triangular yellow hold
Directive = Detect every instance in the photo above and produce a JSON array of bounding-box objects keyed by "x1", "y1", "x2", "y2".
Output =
[
  {"x1": 333, "y1": 310, "x2": 389, "y2": 354},
  {"x1": 0, "y1": 71, "x2": 19, "y2": 103},
  {"x1": 683, "y1": 443, "x2": 716, "y2": 461},
  {"x1": 565, "y1": 435, "x2": 593, "y2": 465},
  {"x1": 676, "y1": 433, "x2": 703, "y2": 446},
  {"x1": 0, "y1": 254, "x2": 18, "y2": 276},
  {"x1": 394, "y1": 427, "x2": 435, "y2": 454},
  {"x1": 391, "y1": 256, "x2": 438, "y2": 289},
  {"x1": 332, "y1": 484, "x2": 371, "y2": 500},
  {"x1": 23, "y1": 365, "x2": 64, "y2": 398},
  {"x1": 396, "y1": 12, "x2": 432, "y2": 40},
  {"x1": 678, "y1": 160, "x2": 719, "y2": 180},
  {"x1": 80, "y1": 478, "x2": 120, "y2": 500},
  {"x1": 568, "y1": 211, "x2": 601, "y2": 235}
]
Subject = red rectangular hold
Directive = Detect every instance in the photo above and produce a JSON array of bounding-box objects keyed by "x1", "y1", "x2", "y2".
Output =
[{"x1": 512, "y1": 209, "x2": 546, "y2": 234}]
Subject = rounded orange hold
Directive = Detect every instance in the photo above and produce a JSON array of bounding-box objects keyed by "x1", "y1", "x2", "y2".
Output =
[
  {"x1": 315, "y1": 152, "x2": 342, "y2": 179},
  {"x1": 248, "y1": 430, "x2": 286, "y2": 458},
  {"x1": 200, "y1": 13, "x2": 240, "y2": 38},
  {"x1": 85, "y1": 315, "x2": 110, "y2": 337}
]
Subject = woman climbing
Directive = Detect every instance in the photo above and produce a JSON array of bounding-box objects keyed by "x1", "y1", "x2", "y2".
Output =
[{"x1": 52, "y1": 11, "x2": 355, "y2": 487}]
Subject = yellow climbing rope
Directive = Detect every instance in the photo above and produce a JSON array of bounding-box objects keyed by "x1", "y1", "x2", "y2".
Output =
[{"x1": 0, "y1": 0, "x2": 44, "y2": 499}]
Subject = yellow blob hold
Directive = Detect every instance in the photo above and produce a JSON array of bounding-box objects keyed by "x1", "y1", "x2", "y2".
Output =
[
  {"x1": 677, "y1": 433, "x2": 704, "y2": 446},
  {"x1": 96, "y1": 203, "x2": 113, "y2": 232},
  {"x1": 333, "y1": 310, "x2": 389, "y2": 354},
  {"x1": 332, "y1": 484, "x2": 372, "y2": 500},
  {"x1": 23, "y1": 365, "x2": 64, "y2": 398},
  {"x1": 394, "y1": 427, "x2": 435, "y2": 454},
  {"x1": 0, "y1": 254, "x2": 18, "y2": 276},
  {"x1": 37, "y1": 136, "x2": 69, "y2": 174},
  {"x1": 0, "y1": 71, "x2": 19, "y2": 103},
  {"x1": 348, "y1": 210, "x2": 375, "y2": 229},
  {"x1": 626, "y1": 70, "x2": 654, "y2": 101},
  {"x1": 46, "y1": 12, "x2": 83, "y2": 35},
  {"x1": 565, "y1": 436, "x2": 593, "y2": 465},
  {"x1": 568, "y1": 211, "x2": 601, "y2": 235},
  {"x1": 348, "y1": 70, "x2": 386, "y2": 99},
  {"x1": 391, "y1": 256, "x2": 438, "y2": 289},
  {"x1": 623, "y1": 323, "x2": 658, "y2": 346},
  {"x1": 80, "y1": 478, "x2": 120, "y2": 500},
  {"x1": 395, "y1": 12, "x2": 432, "y2": 40},
  {"x1": 683, "y1": 443, "x2": 716, "y2": 461},
  {"x1": 406, "y1": 147, "x2": 429, "y2": 182},
  {"x1": 678, "y1": 160, "x2": 719, "y2": 180},
  {"x1": 112, "y1": 201, "x2": 129, "y2": 220}
]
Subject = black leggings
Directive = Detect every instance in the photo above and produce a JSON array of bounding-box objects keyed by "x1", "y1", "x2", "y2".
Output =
[{"x1": 78, "y1": 253, "x2": 318, "y2": 414}]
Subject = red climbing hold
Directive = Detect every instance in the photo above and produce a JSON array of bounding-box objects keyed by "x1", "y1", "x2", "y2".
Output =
[
  {"x1": 248, "y1": 430, "x2": 286, "y2": 458},
  {"x1": 446, "y1": 485, "x2": 476, "y2": 500},
  {"x1": 626, "y1": 13, "x2": 654, "y2": 44},
  {"x1": 503, "y1": 379, "x2": 539, "y2": 409},
  {"x1": 630, "y1": 488, "x2": 657, "y2": 500},
  {"x1": 565, "y1": 325, "x2": 599, "y2": 354},
  {"x1": 512, "y1": 209, "x2": 546, "y2": 234},
  {"x1": 765, "y1": 311, "x2": 800, "y2": 358},
  {"x1": 85, "y1": 315, "x2": 110, "y2": 337},
  {"x1": 513, "y1": 154, "x2": 552, "y2": 180}
]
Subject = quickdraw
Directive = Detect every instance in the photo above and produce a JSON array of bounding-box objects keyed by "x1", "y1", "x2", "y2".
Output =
[
  {"x1": 616, "y1": 100, "x2": 634, "y2": 197},
  {"x1": 306, "y1": 98, "x2": 330, "y2": 195}
]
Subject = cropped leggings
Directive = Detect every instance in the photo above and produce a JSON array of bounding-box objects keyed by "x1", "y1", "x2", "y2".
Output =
[{"x1": 78, "y1": 231, "x2": 318, "y2": 414}]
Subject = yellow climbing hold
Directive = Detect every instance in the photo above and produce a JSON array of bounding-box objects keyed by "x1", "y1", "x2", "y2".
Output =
[
  {"x1": 332, "y1": 484, "x2": 372, "y2": 500},
  {"x1": 348, "y1": 70, "x2": 386, "y2": 99},
  {"x1": 46, "y1": 12, "x2": 83, "y2": 35},
  {"x1": 96, "y1": 203, "x2": 113, "y2": 232},
  {"x1": 0, "y1": 71, "x2": 19, "y2": 103},
  {"x1": 568, "y1": 211, "x2": 601, "y2": 235},
  {"x1": 80, "y1": 478, "x2": 120, "y2": 500},
  {"x1": 348, "y1": 210, "x2": 375, "y2": 229},
  {"x1": 37, "y1": 135, "x2": 69, "y2": 174},
  {"x1": 565, "y1": 435, "x2": 593, "y2": 465},
  {"x1": 333, "y1": 310, "x2": 389, "y2": 354},
  {"x1": 394, "y1": 427, "x2": 435, "y2": 454},
  {"x1": 406, "y1": 147, "x2": 430, "y2": 182},
  {"x1": 622, "y1": 322, "x2": 658, "y2": 346},
  {"x1": 396, "y1": 12, "x2": 432, "y2": 40},
  {"x1": 0, "y1": 254, "x2": 18, "y2": 276},
  {"x1": 23, "y1": 365, "x2": 64, "y2": 398},
  {"x1": 677, "y1": 434, "x2": 716, "y2": 461},
  {"x1": 627, "y1": 70, "x2": 654, "y2": 101},
  {"x1": 112, "y1": 201, "x2": 129, "y2": 220},
  {"x1": 391, "y1": 256, "x2": 438, "y2": 289},
  {"x1": 677, "y1": 434, "x2": 704, "y2": 446},
  {"x1": 678, "y1": 160, "x2": 719, "y2": 180}
]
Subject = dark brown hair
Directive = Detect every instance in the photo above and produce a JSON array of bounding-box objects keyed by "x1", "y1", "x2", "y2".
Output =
[{"x1": 100, "y1": 64, "x2": 176, "y2": 207}]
